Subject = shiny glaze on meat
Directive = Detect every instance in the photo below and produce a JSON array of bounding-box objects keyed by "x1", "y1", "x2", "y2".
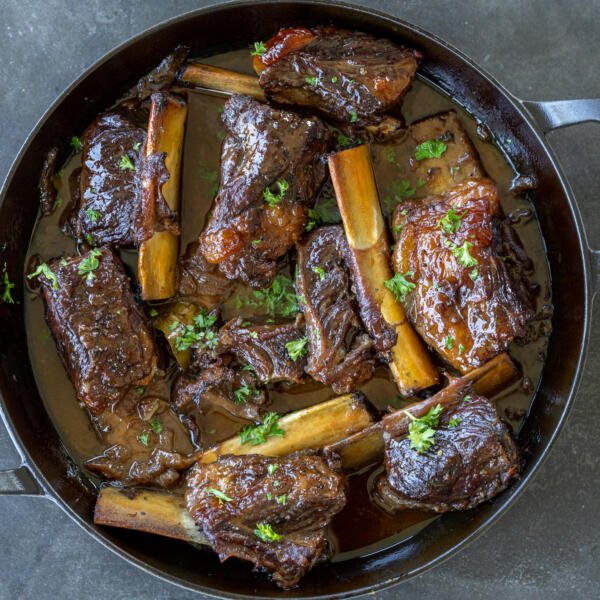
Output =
[
  {"x1": 257, "y1": 26, "x2": 420, "y2": 130},
  {"x1": 185, "y1": 451, "x2": 345, "y2": 588},
  {"x1": 199, "y1": 94, "x2": 331, "y2": 288},
  {"x1": 393, "y1": 178, "x2": 535, "y2": 372}
]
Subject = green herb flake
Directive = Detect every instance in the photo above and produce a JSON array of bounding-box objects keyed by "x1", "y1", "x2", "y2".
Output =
[
  {"x1": 150, "y1": 416, "x2": 163, "y2": 434},
  {"x1": 469, "y1": 267, "x2": 479, "y2": 281},
  {"x1": 251, "y1": 239, "x2": 262, "y2": 246},
  {"x1": 336, "y1": 133, "x2": 352, "y2": 147},
  {"x1": 239, "y1": 412, "x2": 285, "y2": 446},
  {"x1": 263, "y1": 179, "x2": 289, "y2": 207},
  {"x1": 267, "y1": 463, "x2": 279, "y2": 476},
  {"x1": 135, "y1": 386, "x2": 145, "y2": 395},
  {"x1": 133, "y1": 142, "x2": 142, "y2": 152},
  {"x1": 463, "y1": 395, "x2": 472, "y2": 403},
  {"x1": 173, "y1": 310, "x2": 218, "y2": 351},
  {"x1": 384, "y1": 271, "x2": 416, "y2": 303},
  {"x1": 249, "y1": 331, "x2": 259, "y2": 339},
  {"x1": 444, "y1": 239, "x2": 479, "y2": 269},
  {"x1": 149, "y1": 308, "x2": 159, "y2": 318},
  {"x1": 70, "y1": 136, "x2": 83, "y2": 152},
  {"x1": 331, "y1": 76, "x2": 338, "y2": 83},
  {"x1": 458, "y1": 343, "x2": 465, "y2": 354},
  {"x1": 305, "y1": 76, "x2": 318, "y2": 85},
  {"x1": 1, "y1": 263, "x2": 15, "y2": 304},
  {"x1": 437, "y1": 208, "x2": 466, "y2": 235},
  {"x1": 444, "y1": 335, "x2": 454, "y2": 350},
  {"x1": 207, "y1": 487, "x2": 233, "y2": 503},
  {"x1": 313, "y1": 266, "x2": 325, "y2": 281},
  {"x1": 28, "y1": 262, "x2": 59, "y2": 290},
  {"x1": 235, "y1": 274, "x2": 299, "y2": 318},
  {"x1": 403, "y1": 404, "x2": 443, "y2": 454},
  {"x1": 276, "y1": 494, "x2": 287, "y2": 505},
  {"x1": 266, "y1": 492, "x2": 273, "y2": 501},
  {"x1": 138, "y1": 431, "x2": 150, "y2": 447},
  {"x1": 233, "y1": 384, "x2": 256, "y2": 405},
  {"x1": 119, "y1": 154, "x2": 135, "y2": 171},
  {"x1": 448, "y1": 417, "x2": 462, "y2": 428},
  {"x1": 285, "y1": 337, "x2": 308, "y2": 361},
  {"x1": 415, "y1": 139, "x2": 448, "y2": 161},
  {"x1": 251, "y1": 41, "x2": 267, "y2": 57},
  {"x1": 350, "y1": 111, "x2": 358, "y2": 123},
  {"x1": 78, "y1": 248, "x2": 102, "y2": 282},
  {"x1": 254, "y1": 522, "x2": 283, "y2": 543},
  {"x1": 85, "y1": 208, "x2": 101, "y2": 223}
]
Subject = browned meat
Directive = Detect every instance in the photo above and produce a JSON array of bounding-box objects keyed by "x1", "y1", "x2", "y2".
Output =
[
  {"x1": 172, "y1": 354, "x2": 266, "y2": 439},
  {"x1": 185, "y1": 452, "x2": 346, "y2": 588},
  {"x1": 256, "y1": 27, "x2": 419, "y2": 135},
  {"x1": 74, "y1": 105, "x2": 147, "y2": 247},
  {"x1": 198, "y1": 95, "x2": 331, "y2": 288},
  {"x1": 392, "y1": 178, "x2": 534, "y2": 372},
  {"x1": 379, "y1": 111, "x2": 485, "y2": 217},
  {"x1": 39, "y1": 248, "x2": 157, "y2": 415},
  {"x1": 295, "y1": 226, "x2": 376, "y2": 393},
  {"x1": 376, "y1": 391, "x2": 520, "y2": 512},
  {"x1": 38, "y1": 147, "x2": 60, "y2": 215},
  {"x1": 177, "y1": 240, "x2": 234, "y2": 306},
  {"x1": 35, "y1": 248, "x2": 195, "y2": 486},
  {"x1": 218, "y1": 317, "x2": 307, "y2": 384}
]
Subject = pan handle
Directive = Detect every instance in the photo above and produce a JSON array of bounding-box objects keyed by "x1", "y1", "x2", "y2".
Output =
[
  {"x1": 521, "y1": 98, "x2": 600, "y2": 297},
  {"x1": 521, "y1": 99, "x2": 600, "y2": 133},
  {"x1": 0, "y1": 464, "x2": 44, "y2": 495}
]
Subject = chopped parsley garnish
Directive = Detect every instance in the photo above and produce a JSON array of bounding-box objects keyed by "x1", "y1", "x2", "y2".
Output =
[
  {"x1": 263, "y1": 179, "x2": 289, "y2": 207},
  {"x1": 135, "y1": 386, "x2": 145, "y2": 395},
  {"x1": 78, "y1": 248, "x2": 102, "y2": 282},
  {"x1": 285, "y1": 337, "x2": 308, "y2": 361},
  {"x1": 86, "y1": 233, "x2": 96, "y2": 246},
  {"x1": 393, "y1": 224, "x2": 403, "y2": 235},
  {"x1": 28, "y1": 262, "x2": 58, "y2": 290},
  {"x1": 458, "y1": 344, "x2": 465, "y2": 354},
  {"x1": 149, "y1": 308, "x2": 159, "y2": 318},
  {"x1": 70, "y1": 136, "x2": 82, "y2": 152},
  {"x1": 469, "y1": 268, "x2": 479, "y2": 281},
  {"x1": 2, "y1": 263, "x2": 15, "y2": 304},
  {"x1": 276, "y1": 494, "x2": 287, "y2": 505},
  {"x1": 305, "y1": 76, "x2": 318, "y2": 85},
  {"x1": 463, "y1": 395, "x2": 472, "y2": 403},
  {"x1": 138, "y1": 431, "x2": 150, "y2": 447},
  {"x1": 119, "y1": 154, "x2": 135, "y2": 171},
  {"x1": 251, "y1": 41, "x2": 267, "y2": 56},
  {"x1": 444, "y1": 335, "x2": 454, "y2": 350},
  {"x1": 207, "y1": 488, "x2": 233, "y2": 503},
  {"x1": 385, "y1": 271, "x2": 416, "y2": 303},
  {"x1": 267, "y1": 463, "x2": 279, "y2": 476},
  {"x1": 415, "y1": 139, "x2": 448, "y2": 160},
  {"x1": 249, "y1": 331, "x2": 259, "y2": 339},
  {"x1": 251, "y1": 239, "x2": 262, "y2": 246},
  {"x1": 313, "y1": 266, "x2": 325, "y2": 281},
  {"x1": 233, "y1": 384, "x2": 256, "y2": 405},
  {"x1": 133, "y1": 142, "x2": 142, "y2": 152},
  {"x1": 254, "y1": 522, "x2": 283, "y2": 543},
  {"x1": 403, "y1": 404, "x2": 443, "y2": 454},
  {"x1": 85, "y1": 208, "x2": 101, "y2": 223},
  {"x1": 448, "y1": 417, "x2": 462, "y2": 428},
  {"x1": 173, "y1": 310, "x2": 218, "y2": 352},
  {"x1": 305, "y1": 208, "x2": 320, "y2": 232},
  {"x1": 234, "y1": 274, "x2": 299, "y2": 318},
  {"x1": 266, "y1": 492, "x2": 273, "y2": 501},
  {"x1": 437, "y1": 208, "x2": 466, "y2": 234},
  {"x1": 336, "y1": 133, "x2": 352, "y2": 147},
  {"x1": 331, "y1": 76, "x2": 338, "y2": 83},
  {"x1": 444, "y1": 239, "x2": 478, "y2": 269},
  {"x1": 150, "y1": 416, "x2": 163, "y2": 434},
  {"x1": 242, "y1": 364, "x2": 255, "y2": 373},
  {"x1": 350, "y1": 111, "x2": 358, "y2": 123},
  {"x1": 239, "y1": 412, "x2": 285, "y2": 446}
]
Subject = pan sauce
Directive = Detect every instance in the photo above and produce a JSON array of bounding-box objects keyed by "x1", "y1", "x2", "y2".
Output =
[{"x1": 24, "y1": 47, "x2": 551, "y2": 559}]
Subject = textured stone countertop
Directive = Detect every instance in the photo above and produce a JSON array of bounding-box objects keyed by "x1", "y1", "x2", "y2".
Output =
[{"x1": 1, "y1": 1, "x2": 599, "y2": 598}]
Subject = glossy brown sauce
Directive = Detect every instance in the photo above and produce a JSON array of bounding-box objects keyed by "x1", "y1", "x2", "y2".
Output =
[{"x1": 24, "y1": 48, "x2": 551, "y2": 559}]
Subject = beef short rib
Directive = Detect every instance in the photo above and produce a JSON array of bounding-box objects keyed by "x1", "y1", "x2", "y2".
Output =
[
  {"x1": 199, "y1": 95, "x2": 331, "y2": 288},
  {"x1": 295, "y1": 226, "x2": 375, "y2": 393},
  {"x1": 185, "y1": 452, "x2": 346, "y2": 588}
]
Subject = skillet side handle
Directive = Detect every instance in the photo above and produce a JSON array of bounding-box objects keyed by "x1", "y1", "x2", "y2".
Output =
[
  {"x1": 522, "y1": 99, "x2": 600, "y2": 134},
  {"x1": 0, "y1": 465, "x2": 43, "y2": 496}
]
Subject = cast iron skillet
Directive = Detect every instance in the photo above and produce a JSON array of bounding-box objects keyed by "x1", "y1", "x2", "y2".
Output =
[{"x1": 1, "y1": 2, "x2": 599, "y2": 598}]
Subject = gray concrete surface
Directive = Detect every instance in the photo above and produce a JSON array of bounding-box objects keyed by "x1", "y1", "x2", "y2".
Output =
[{"x1": 1, "y1": 1, "x2": 599, "y2": 598}]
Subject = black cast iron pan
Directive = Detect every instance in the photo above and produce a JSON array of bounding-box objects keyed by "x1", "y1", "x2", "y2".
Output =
[{"x1": 1, "y1": 1, "x2": 599, "y2": 598}]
